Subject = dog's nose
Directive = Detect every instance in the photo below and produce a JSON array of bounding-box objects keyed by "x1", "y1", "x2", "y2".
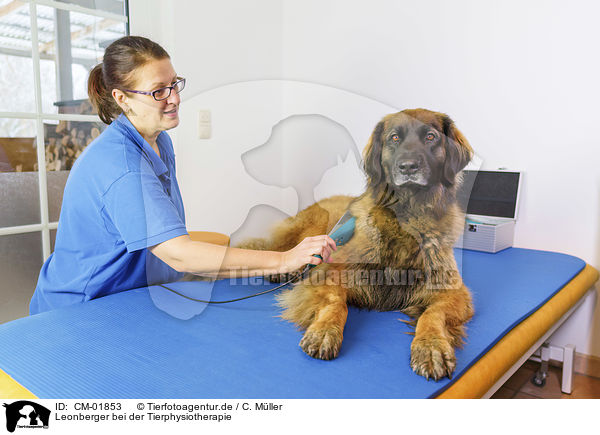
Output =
[{"x1": 397, "y1": 159, "x2": 420, "y2": 175}]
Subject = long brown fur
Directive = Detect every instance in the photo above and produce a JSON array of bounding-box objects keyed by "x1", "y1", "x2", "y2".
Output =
[{"x1": 236, "y1": 109, "x2": 475, "y2": 380}]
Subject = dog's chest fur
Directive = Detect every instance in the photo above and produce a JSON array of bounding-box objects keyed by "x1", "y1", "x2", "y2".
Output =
[{"x1": 341, "y1": 189, "x2": 462, "y2": 311}]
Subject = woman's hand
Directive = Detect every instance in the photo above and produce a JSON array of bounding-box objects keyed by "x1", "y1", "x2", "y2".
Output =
[{"x1": 279, "y1": 235, "x2": 337, "y2": 274}]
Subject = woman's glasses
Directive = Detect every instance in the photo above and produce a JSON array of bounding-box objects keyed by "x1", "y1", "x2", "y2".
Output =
[{"x1": 123, "y1": 77, "x2": 186, "y2": 101}]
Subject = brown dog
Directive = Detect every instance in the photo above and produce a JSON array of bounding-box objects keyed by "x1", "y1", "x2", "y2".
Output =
[{"x1": 237, "y1": 108, "x2": 474, "y2": 380}]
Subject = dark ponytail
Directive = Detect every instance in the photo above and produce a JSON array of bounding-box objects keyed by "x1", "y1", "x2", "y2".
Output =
[
  {"x1": 87, "y1": 63, "x2": 120, "y2": 125},
  {"x1": 87, "y1": 36, "x2": 170, "y2": 124}
]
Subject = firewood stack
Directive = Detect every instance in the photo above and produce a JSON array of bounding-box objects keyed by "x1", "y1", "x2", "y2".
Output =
[{"x1": 42, "y1": 100, "x2": 105, "y2": 171}]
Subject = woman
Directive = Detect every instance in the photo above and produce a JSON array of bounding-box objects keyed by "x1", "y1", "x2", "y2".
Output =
[{"x1": 30, "y1": 36, "x2": 335, "y2": 314}]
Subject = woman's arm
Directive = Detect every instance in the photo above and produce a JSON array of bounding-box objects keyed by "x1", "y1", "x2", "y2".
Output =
[{"x1": 150, "y1": 234, "x2": 336, "y2": 278}]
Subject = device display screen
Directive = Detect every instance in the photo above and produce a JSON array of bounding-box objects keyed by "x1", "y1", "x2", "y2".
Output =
[{"x1": 457, "y1": 170, "x2": 521, "y2": 218}]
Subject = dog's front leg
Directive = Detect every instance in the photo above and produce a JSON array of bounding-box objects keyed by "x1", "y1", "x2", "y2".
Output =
[
  {"x1": 278, "y1": 278, "x2": 348, "y2": 360},
  {"x1": 299, "y1": 288, "x2": 348, "y2": 360},
  {"x1": 410, "y1": 284, "x2": 473, "y2": 380}
]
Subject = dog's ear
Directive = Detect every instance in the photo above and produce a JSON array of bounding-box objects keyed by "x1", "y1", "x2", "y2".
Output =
[
  {"x1": 363, "y1": 119, "x2": 385, "y2": 184},
  {"x1": 442, "y1": 115, "x2": 473, "y2": 186}
]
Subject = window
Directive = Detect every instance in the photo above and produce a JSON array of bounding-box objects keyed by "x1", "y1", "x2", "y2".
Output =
[{"x1": 0, "y1": 0, "x2": 129, "y2": 322}]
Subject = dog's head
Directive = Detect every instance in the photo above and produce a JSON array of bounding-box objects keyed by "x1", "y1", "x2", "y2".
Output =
[{"x1": 363, "y1": 109, "x2": 473, "y2": 190}]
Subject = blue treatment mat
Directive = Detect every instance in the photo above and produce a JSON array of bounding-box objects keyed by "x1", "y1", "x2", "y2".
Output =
[{"x1": 0, "y1": 248, "x2": 586, "y2": 399}]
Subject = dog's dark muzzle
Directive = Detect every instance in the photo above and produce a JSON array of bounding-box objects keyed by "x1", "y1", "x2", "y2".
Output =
[
  {"x1": 396, "y1": 156, "x2": 422, "y2": 175},
  {"x1": 391, "y1": 153, "x2": 430, "y2": 186}
]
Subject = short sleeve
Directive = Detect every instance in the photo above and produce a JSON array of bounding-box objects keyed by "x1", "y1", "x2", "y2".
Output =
[{"x1": 102, "y1": 170, "x2": 188, "y2": 253}]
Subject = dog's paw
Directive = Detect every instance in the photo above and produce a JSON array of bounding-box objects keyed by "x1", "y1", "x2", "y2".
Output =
[
  {"x1": 410, "y1": 335, "x2": 456, "y2": 381},
  {"x1": 299, "y1": 328, "x2": 342, "y2": 360}
]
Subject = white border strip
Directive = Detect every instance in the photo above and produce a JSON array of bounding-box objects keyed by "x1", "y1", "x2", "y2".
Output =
[
  {"x1": 0, "y1": 222, "x2": 58, "y2": 236},
  {"x1": 41, "y1": 113, "x2": 102, "y2": 122},
  {"x1": 29, "y1": 1, "x2": 52, "y2": 261},
  {"x1": 0, "y1": 223, "x2": 43, "y2": 236},
  {"x1": 0, "y1": 112, "x2": 102, "y2": 122},
  {"x1": 21, "y1": 0, "x2": 128, "y2": 22},
  {"x1": 0, "y1": 112, "x2": 37, "y2": 119}
]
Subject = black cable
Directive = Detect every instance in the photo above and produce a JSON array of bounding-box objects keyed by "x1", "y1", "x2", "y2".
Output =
[
  {"x1": 160, "y1": 211, "x2": 350, "y2": 304},
  {"x1": 156, "y1": 266, "x2": 310, "y2": 304}
]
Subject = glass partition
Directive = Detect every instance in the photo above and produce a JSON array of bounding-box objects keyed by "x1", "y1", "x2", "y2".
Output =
[{"x1": 0, "y1": 0, "x2": 129, "y2": 324}]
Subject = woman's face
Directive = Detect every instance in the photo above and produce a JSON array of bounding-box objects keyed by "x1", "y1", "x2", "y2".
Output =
[{"x1": 115, "y1": 58, "x2": 181, "y2": 141}]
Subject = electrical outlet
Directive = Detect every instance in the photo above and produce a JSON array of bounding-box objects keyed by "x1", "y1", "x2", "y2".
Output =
[
  {"x1": 198, "y1": 109, "x2": 211, "y2": 139},
  {"x1": 198, "y1": 124, "x2": 211, "y2": 139}
]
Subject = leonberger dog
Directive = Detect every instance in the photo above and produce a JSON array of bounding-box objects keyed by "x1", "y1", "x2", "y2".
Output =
[{"x1": 237, "y1": 108, "x2": 474, "y2": 380}]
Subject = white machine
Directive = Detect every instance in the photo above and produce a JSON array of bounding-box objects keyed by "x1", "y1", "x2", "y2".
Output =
[{"x1": 455, "y1": 170, "x2": 522, "y2": 253}]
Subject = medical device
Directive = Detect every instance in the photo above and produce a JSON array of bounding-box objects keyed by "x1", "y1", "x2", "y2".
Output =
[{"x1": 158, "y1": 211, "x2": 356, "y2": 304}]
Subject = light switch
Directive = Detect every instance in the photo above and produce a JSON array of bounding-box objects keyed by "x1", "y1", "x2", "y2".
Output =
[{"x1": 199, "y1": 109, "x2": 211, "y2": 123}]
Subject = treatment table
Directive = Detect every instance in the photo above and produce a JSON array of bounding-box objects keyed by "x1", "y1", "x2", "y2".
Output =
[{"x1": 0, "y1": 248, "x2": 597, "y2": 399}]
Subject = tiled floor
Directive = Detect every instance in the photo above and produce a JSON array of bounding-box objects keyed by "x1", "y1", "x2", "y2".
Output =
[{"x1": 491, "y1": 361, "x2": 600, "y2": 399}]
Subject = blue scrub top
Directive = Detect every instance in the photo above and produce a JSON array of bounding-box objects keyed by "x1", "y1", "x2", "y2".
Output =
[{"x1": 30, "y1": 114, "x2": 188, "y2": 315}]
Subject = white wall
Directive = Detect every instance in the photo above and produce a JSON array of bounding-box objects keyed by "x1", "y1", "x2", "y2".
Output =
[
  {"x1": 172, "y1": 81, "x2": 396, "y2": 244},
  {"x1": 130, "y1": 0, "x2": 600, "y2": 357}
]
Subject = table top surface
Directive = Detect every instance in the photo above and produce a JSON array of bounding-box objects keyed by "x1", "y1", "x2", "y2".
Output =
[{"x1": 0, "y1": 248, "x2": 587, "y2": 399}]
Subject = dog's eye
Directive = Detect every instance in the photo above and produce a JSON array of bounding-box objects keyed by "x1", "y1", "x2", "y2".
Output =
[{"x1": 425, "y1": 132, "x2": 436, "y2": 142}]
